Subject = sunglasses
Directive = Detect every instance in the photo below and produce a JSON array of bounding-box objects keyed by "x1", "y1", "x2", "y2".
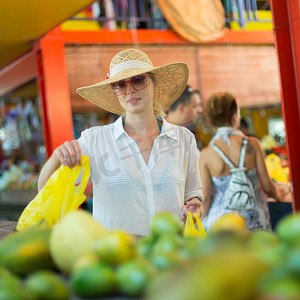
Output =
[{"x1": 111, "y1": 75, "x2": 147, "y2": 96}]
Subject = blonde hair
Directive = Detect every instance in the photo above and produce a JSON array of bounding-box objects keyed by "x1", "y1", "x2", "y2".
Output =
[{"x1": 153, "y1": 103, "x2": 166, "y2": 117}]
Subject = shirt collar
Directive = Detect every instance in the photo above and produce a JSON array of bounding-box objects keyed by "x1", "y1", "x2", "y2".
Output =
[
  {"x1": 113, "y1": 115, "x2": 178, "y2": 141},
  {"x1": 113, "y1": 116, "x2": 126, "y2": 140}
]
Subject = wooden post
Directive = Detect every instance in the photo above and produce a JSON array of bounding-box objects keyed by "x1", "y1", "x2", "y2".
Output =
[{"x1": 35, "y1": 28, "x2": 74, "y2": 158}]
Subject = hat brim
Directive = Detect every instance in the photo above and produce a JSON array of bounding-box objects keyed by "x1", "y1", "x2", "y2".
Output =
[{"x1": 76, "y1": 62, "x2": 189, "y2": 115}]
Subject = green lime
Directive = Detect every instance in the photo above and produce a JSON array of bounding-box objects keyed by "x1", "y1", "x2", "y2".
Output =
[
  {"x1": 276, "y1": 213, "x2": 300, "y2": 247},
  {"x1": 70, "y1": 262, "x2": 116, "y2": 298},
  {"x1": 0, "y1": 266, "x2": 22, "y2": 289},
  {"x1": 286, "y1": 248, "x2": 300, "y2": 276},
  {"x1": 150, "y1": 212, "x2": 183, "y2": 237},
  {"x1": 0, "y1": 288, "x2": 33, "y2": 300},
  {"x1": 116, "y1": 259, "x2": 153, "y2": 297},
  {"x1": 25, "y1": 270, "x2": 69, "y2": 300},
  {"x1": 258, "y1": 277, "x2": 300, "y2": 299},
  {"x1": 151, "y1": 251, "x2": 185, "y2": 271},
  {"x1": 152, "y1": 234, "x2": 183, "y2": 255},
  {"x1": 136, "y1": 236, "x2": 155, "y2": 258},
  {"x1": 247, "y1": 230, "x2": 280, "y2": 249},
  {"x1": 180, "y1": 237, "x2": 203, "y2": 259}
]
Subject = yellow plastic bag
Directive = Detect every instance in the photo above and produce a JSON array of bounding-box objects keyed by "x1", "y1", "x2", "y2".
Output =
[
  {"x1": 183, "y1": 211, "x2": 207, "y2": 238},
  {"x1": 17, "y1": 156, "x2": 90, "y2": 231}
]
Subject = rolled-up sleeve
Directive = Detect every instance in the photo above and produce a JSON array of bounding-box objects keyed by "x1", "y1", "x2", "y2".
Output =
[{"x1": 184, "y1": 134, "x2": 204, "y2": 203}]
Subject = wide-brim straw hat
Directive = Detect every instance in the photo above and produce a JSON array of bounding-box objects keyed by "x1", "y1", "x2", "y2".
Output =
[{"x1": 76, "y1": 48, "x2": 189, "y2": 115}]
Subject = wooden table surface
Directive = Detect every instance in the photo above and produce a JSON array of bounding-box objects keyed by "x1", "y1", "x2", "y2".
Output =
[{"x1": 0, "y1": 221, "x2": 17, "y2": 239}]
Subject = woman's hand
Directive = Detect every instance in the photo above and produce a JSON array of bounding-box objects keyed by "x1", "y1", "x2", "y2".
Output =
[
  {"x1": 179, "y1": 197, "x2": 203, "y2": 222},
  {"x1": 54, "y1": 140, "x2": 82, "y2": 168}
]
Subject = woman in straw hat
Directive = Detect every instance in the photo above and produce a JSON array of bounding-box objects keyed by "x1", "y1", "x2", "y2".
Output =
[{"x1": 38, "y1": 48, "x2": 203, "y2": 235}]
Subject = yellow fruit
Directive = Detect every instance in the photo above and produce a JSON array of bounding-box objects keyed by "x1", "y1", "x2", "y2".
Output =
[
  {"x1": 49, "y1": 210, "x2": 107, "y2": 274},
  {"x1": 210, "y1": 213, "x2": 248, "y2": 235},
  {"x1": 148, "y1": 250, "x2": 269, "y2": 300},
  {"x1": 72, "y1": 252, "x2": 100, "y2": 273},
  {"x1": 150, "y1": 212, "x2": 183, "y2": 237},
  {"x1": 0, "y1": 228, "x2": 55, "y2": 277},
  {"x1": 93, "y1": 231, "x2": 136, "y2": 265},
  {"x1": 70, "y1": 262, "x2": 116, "y2": 298},
  {"x1": 25, "y1": 270, "x2": 70, "y2": 300}
]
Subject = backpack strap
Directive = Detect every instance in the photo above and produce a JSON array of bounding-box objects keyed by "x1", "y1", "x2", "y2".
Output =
[
  {"x1": 210, "y1": 144, "x2": 236, "y2": 170},
  {"x1": 211, "y1": 140, "x2": 247, "y2": 173},
  {"x1": 238, "y1": 138, "x2": 249, "y2": 168}
]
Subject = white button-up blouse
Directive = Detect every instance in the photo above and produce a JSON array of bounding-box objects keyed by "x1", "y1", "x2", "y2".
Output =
[{"x1": 78, "y1": 116, "x2": 203, "y2": 236}]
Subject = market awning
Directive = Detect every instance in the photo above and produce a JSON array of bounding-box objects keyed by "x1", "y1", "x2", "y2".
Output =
[{"x1": 0, "y1": 0, "x2": 95, "y2": 70}]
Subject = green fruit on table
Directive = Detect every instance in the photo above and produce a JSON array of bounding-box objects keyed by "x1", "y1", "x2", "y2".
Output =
[
  {"x1": 276, "y1": 213, "x2": 300, "y2": 247},
  {"x1": 116, "y1": 259, "x2": 153, "y2": 297},
  {"x1": 136, "y1": 235, "x2": 155, "y2": 258},
  {"x1": 0, "y1": 228, "x2": 55, "y2": 277},
  {"x1": 150, "y1": 212, "x2": 183, "y2": 237},
  {"x1": 70, "y1": 262, "x2": 116, "y2": 298},
  {"x1": 151, "y1": 250, "x2": 186, "y2": 271},
  {"x1": 49, "y1": 210, "x2": 107, "y2": 274},
  {"x1": 0, "y1": 266, "x2": 22, "y2": 289},
  {"x1": 93, "y1": 231, "x2": 136, "y2": 265},
  {"x1": 152, "y1": 234, "x2": 183, "y2": 255},
  {"x1": 0, "y1": 288, "x2": 33, "y2": 300},
  {"x1": 25, "y1": 270, "x2": 70, "y2": 300}
]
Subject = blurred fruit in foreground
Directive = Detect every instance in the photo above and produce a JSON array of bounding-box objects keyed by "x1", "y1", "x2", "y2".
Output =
[
  {"x1": 150, "y1": 212, "x2": 183, "y2": 237},
  {"x1": 25, "y1": 270, "x2": 70, "y2": 300},
  {"x1": 246, "y1": 230, "x2": 285, "y2": 266},
  {"x1": 197, "y1": 231, "x2": 246, "y2": 255},
  {"x1": 70, "y1": 262, "x2": 116, "y2": 298},
  {"x1": 0, "y1": 266, "x2": 22, "y2": 289},
  {"x1": 276, "y1": 213, "x2": 300, "y2": 247},
  {"x1": 0, "y1": 228, "x2": 55, "y2": 277},
  {"x1": 147, "y1": 250, "x2": 269, "y2": 300},
  {"x1": 49, "y1": 210, "x2": 107, "y2": 274},
  {"x1": 257, "y1": 269, "x2": 300, "y2": 300},
  {"x1": 136, "y1": 235, "x2": 155, "y2": 258},
  {"x1": 93, "y1": 231, "x2": 136, "y2": 265},
  {"x1": 116, "y1": 259, "x2": 154, "y2": 297},
  {"x1": 209, "y1": 213, "x2": 248, "y2": 235},
  {"x1": 152, "y1": 234, "x2": 183, "y2": 255},
  {"x1": 0, "y1": 287, "x2": 33, "y2": 300},
  {"x1": 151, "y1": 251, "x2": 186, "y2": 271},
  {"x1": 72, "y1": 252, "x2": 100, "y2": 273}
]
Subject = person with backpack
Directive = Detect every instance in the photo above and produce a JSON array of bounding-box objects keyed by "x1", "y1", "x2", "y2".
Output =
[{"x1": 199, "y1": 92, "x2": 284, "y2": 231}]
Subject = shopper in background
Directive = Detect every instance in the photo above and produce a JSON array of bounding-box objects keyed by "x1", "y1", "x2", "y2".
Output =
[
  {"x1": 166, "y1": 85, "x2": 203, "y2": 128},
  {"x1": 199, "y1": 91, "x2": 284, "y2": 232},
  {"x1": 38, "y1": 48, "x2": 203, "y2": 236}
]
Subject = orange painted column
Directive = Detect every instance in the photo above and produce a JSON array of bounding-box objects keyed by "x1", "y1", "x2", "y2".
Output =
[
  {"x1": 270, "y1": 0, "x2": 300, "y2": 211},
  {"x1": 35, "y1": 28, "x2": 74, "y2": 158}
]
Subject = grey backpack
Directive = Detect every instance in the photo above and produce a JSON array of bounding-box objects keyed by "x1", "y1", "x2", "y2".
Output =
[{"x1": 211, "y1": 138, "x2": 256, "y2": 211}]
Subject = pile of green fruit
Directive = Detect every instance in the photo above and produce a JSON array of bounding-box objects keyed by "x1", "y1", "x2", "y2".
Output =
[{"x1": 0, "y1": 210, "x2": 300, "y2": 300}]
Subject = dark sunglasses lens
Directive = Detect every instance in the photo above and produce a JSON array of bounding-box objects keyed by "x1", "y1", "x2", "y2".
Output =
[
  {"x1": 112, "y1": 80, "x2": 126, "y2": 90},
  {"x1": 131, "y1": 76, "x2": 146, "y2": 89}
]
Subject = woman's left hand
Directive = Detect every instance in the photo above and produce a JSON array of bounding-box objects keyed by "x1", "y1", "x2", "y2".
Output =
[{"x1": 179, "y1": 198, "x2": 203, "y2": 222}]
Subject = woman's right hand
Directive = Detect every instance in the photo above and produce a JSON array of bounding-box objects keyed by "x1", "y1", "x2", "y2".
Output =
[{"x1": 53, "y1": 140, "x2": 82, "y2": 168}]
